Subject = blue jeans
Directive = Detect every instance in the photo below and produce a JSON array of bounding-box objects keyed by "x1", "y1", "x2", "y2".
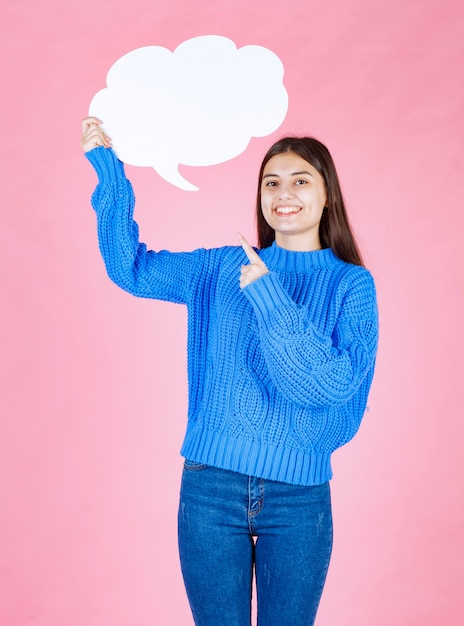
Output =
[{"x1": 178, "y1": 461, "x2": 333, "y2": 626}]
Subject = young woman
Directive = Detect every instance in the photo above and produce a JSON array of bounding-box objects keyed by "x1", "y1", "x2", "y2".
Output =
[{"x1": 81, "y1": 117, "x2": 378, "y2": 626}]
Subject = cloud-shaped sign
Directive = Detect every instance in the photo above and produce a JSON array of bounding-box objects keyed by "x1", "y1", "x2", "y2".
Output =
[{"x1": 89, "y1": 35, "x2": 288, "y2": 191}]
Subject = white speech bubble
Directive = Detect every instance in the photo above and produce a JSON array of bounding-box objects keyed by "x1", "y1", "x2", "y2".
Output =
[{"x1": 89, "y1": 36, "x2": 288, "y2": 191}]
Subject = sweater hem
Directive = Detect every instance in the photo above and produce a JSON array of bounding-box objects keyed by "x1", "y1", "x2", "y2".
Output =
[{"x1": 180, "y1": 427, "x2": 333, "y2": 486}]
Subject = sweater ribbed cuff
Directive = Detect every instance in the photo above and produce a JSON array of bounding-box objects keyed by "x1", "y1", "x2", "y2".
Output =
[
  {"x1": 85, "y1": 147, "x2": 126, "y2": 183},
  {"x1": 242, "y1": 272, "x2": 295, "y2": 324}
]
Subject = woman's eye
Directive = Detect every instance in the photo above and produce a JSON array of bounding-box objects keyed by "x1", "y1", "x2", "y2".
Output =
[
  {"x1": 295, "y1": 179, "x2": 308, "y2": 185},
  {"x1": 265, "y1": 180, "x2": 278, "y2": 187}
]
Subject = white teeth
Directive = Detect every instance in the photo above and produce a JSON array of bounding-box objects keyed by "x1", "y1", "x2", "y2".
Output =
[{"x1": 276, "y1": 206, "x2": 300, "y2": 215}]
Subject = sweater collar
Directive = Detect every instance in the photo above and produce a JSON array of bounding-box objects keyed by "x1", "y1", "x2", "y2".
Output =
[{"x1": 261, "y1": 242, "x2": 339, "y2": 271}]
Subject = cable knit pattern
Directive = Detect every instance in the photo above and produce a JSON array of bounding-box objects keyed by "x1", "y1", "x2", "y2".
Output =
[{"x1": 86, "y1": 147, "x2": 378, "y2": 486}]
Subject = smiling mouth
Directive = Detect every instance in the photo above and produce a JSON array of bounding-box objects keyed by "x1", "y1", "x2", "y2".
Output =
[{"x1": 274, "y1": 206, "x2": 302, "y2": 215}]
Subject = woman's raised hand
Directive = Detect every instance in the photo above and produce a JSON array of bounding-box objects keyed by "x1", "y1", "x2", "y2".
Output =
[
  {"x1": 80, "y1": 117, "x2": 112, "y2": 152},
  {"x1": 239, "y1": 234, "x2": 269, "y2": 288}
]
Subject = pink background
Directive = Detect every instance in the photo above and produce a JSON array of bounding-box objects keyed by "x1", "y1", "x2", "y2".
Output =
[{"x1": 1, "y1": 0, "x2": 463, "y2": 624}]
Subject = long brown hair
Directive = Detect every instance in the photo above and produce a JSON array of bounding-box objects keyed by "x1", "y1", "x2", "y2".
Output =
[{"x1": 256, "y1": 136, "x2": 364, "y2": 266}]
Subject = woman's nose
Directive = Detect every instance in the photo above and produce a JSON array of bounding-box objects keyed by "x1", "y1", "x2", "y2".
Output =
[{"x1": 279, "y1": 184, "x2": 294, "y2": 199}]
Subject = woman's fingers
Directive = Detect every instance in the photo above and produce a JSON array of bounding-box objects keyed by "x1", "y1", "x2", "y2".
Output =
[
  {"x1": 81, "y1": 116, "x2": 102, "y2": 134},
  {"x1": 238, "y1": 233, "x2": 269, "y2": 288},
  {"x1": 238, "y1": 233, "x2": 261, "y2": 264},
  {"x1": 80, "y1": 116, "x2": 112, "y2": 152}
]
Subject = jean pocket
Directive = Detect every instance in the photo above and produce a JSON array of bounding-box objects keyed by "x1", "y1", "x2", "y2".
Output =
[{"x1": 183, "y1": 458, "x2": 208, "y2": 471}]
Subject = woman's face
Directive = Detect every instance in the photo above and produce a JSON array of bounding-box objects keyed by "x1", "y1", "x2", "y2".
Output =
[{"x1": 260, "y1": 152, "x2": 327, "y2": 251}]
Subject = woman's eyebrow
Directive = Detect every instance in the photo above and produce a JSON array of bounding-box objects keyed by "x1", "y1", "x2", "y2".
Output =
[{"x1": 262, "y1": 170, "x2": 313, "y2": 178}]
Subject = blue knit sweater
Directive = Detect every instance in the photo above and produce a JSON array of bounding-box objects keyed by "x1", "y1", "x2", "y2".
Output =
[{"x1": 86, "y1": 147, "x2": 378, "y2": 486}]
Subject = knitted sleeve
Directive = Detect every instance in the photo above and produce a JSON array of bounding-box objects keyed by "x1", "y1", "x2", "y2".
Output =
[
  {"x1": 85, "y1": 147, "x2": 201, "y2": 304},
  {"x1": 242, "y1": 268, "x2": 378, "y2": 408}
]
